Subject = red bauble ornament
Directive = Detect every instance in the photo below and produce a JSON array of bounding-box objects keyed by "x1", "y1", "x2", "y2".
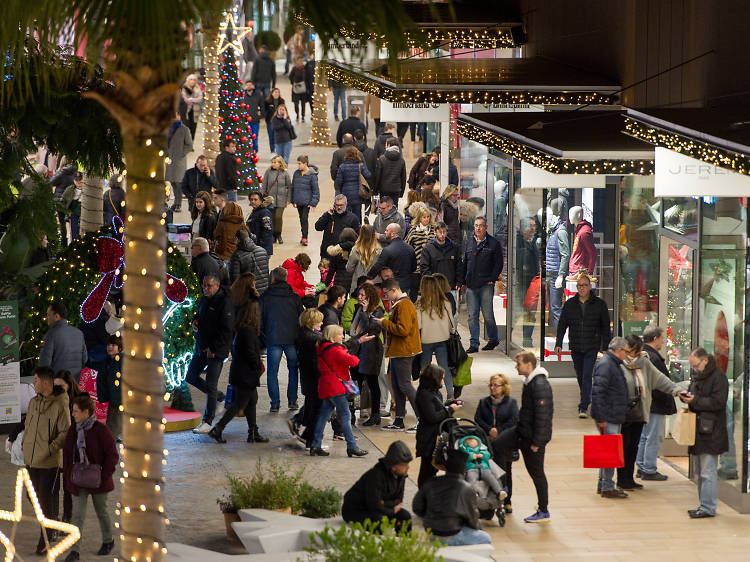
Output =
[
  {"x1": 246, "y1": 126, "x2": 251, "y2": 132},
  {"x1": 241, "y1": 136, "x2": 247, "y2": 142},
  {"x1": 233, "y1": 116, "x2": 239, "y2": 122},
  {"x1": 245, "y1": 116, "x2": 251, "y2": 122},
  {"x1": 227, "y1": 103, "x2": 233, "y2": 108},
  {"x1": 245, "y1": 178, "x2": 253, "y2": 185},
  {"x1": 225, "y1": 134, "x2": 232, "y2": 140},
  {"x1": 252, "y1": 155, "x2": 258, "y2": 164},
  {"x1": 245, "y1": 152, "x2": 251, "y2": 157},
  {"x1": 218, "y1": 117, "x2": 224, "y2": 123},
  {"x1": 251, "y1": 133, "x2": 256, "y2": 140},
  {"x1": 235, "y1": 157, "x2": 241, "y2": 165}
]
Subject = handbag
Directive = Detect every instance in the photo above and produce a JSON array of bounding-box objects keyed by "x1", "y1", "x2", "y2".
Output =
[
  {"x1": 292, "y1": 81, "x2": 307, "y2": 95},
  {"x1": 523, "y1": 275, "x2": 545, "y2": 311},
  {"x1": 672, "y1": 408, "x2": 696, "y2": 445},
  {"x1": 582, "y1": 433, "x2": 624, "y2": 468},
  {"x1": 411, "y1": 352, "x2": 423, "y2": 381},
  {"x1": 320, "y1": 346, "x2": 360, "y2": 396},
  {"x1": 289, "y1": 122, "x2": 298, "y2": 140},
  {"x1": 452, "y1": 356, "x2": 473, "y2": 387},
  {"x1": 358, "y1": 164, "x2": 372, "y2": 199},
  {"x1": 446, "y1": 308, "x2": 467, "y2": 369},
  {"x1": 71, "y1": 447, "x2": 102, "y2": 489}
]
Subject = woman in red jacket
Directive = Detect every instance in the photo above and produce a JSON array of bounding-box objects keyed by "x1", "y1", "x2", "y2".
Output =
[
  {"x1": 310, "y1": 325, "x2": 373, "y2": 458},
  {"x1": 282, "y1": 253, "x2": 315, "y2": 298},
  {"x1": 62, "y1": 395, "x2": 118, "y2": 561}
]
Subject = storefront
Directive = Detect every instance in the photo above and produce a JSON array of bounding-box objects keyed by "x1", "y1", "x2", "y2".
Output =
[{"x1": 623, "y1": 108, "x2": 750, "y2": 510}]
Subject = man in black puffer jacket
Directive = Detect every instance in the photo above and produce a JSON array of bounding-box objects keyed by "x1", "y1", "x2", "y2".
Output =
[
  {"x1": 591, "y1": 337, "x2": 629, "y2": 498},
  {"x1": 420, "y1": 222, "x2": 462, "y2": 288},
  {"x1": 555, "y1": 272, "x2": 611, "y2": 417},
  {"x1": 190, "y1": 238, "x2": 229, "y2": 287},
  {"x1": 353, "y1": 129, "x2": 377, "y2": 180},
  {"x1": 636, "y1": 326, "x2": 676, "y2": 480},
  {"x1": 343, "y1": 440, "x2": 413, "y2": 531},
  {"x1": 374, "y1": 138, "x2": 406, "y2": 205},
  {"x1": 314, "y1": 194, "x2": 360, "y2": 260},
  {"x1": 491, "y1": 351, "x2": 553, "y2": 523},
  {"x1": 229, "y1": 230, "x2": 269, "y2": 293},
  {"x1": 186, "y1": 275, "x2": 233, "y2": 434},
  {"x1": 367, "y1": 224, "x2": 417, "y2": 296}
]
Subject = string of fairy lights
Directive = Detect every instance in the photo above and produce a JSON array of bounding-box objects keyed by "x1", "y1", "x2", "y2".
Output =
[
  {"x1": 623, "y1": 117, "x2": 750, "y2": 176},
  {"x1": 292, "y1": 13, "x2": 520, "y2": 49},
  {"x1": 201, "y1": 31, "x2": 222, "y2": 168},
  {"x1": 456, "y1": 119, "x2": 654, "y2": 175},
  {"x1": 323, "y1": 61, "x2": 618, "y2": 106},
  {"x1": 309, "y1": 62, "x2": 332, "y2": 145}
]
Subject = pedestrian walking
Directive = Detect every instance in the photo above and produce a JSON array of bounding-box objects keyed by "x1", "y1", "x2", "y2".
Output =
[
  {"x1": 346, "y1": 224, "x2": 382, "y2": 293},
  {"x1": 437, "y1": 185, "x2": 461, "y2": 244},
  {"x1": 181, "y1": 156, "x2": 217, "y2": 213},
  {"x1": 242, "y1": 81, "x2": 265, "y2": 154},
  {"x1": 165, "y1": 111, "x2": 193, "y2": 212},
  {"x1": 208, "y1": 274, "x2": 268, "y2": 444},
  {"x1": 190, "y1": 191, "x2": 217, "y2": 244},
  {"x1": 62, "y1": 394, "x2": 117, "y2": 561},
  {"x1": 367, "y1": 223, "x2": 417, "y2": 296},
  {"x1": 314, "y1": 194, "x2": 360, "y2": 260},
  {"x1": 264, "y1": 88, "x2": 285, "y2": 153},
  {"x1": 324, "y1": 228, "x2": 357, "y2": 294},
  {"x1": 263, "y1": 155, "x2": 292, "y2": 244},
  {"x1": 555, "y1": 272, "x2": 611, "y2": 417},
  {"x1": 405, "y1": 204, "x2": 434, "y2": 274},
  {"x1": 39, "y1": 302, "x2": 87, "y2": 381},
  {"x1": 460, "y1": 217, "x2": 503, "y2": 353},
  {"x1": 215, "y1": 140, "x2": 239, "y2": 200},
  {"x1": 374, "y1": 137, "x2": 406, "y2": 208},
  {"x1": 336, "y1": 106, "x2": 366, "y2": 148},
  {"x1": 309, "y1": 324, "x2": 371, "y2": 457},
  {"x1": 290, "y1": 155, "x2": 320, "y2": 246},
  {"x1": 178, "y1": 74, "x2": 202, "y2": 139},
  {"x1": 271, "y1": 104, "x2": 295, "y2": 166},
  {"x1": 373, "y1": 196, "x2": 406, "y2": 246},
  {"x1": 246, "y1": 191, "x2": 274, "y2": 256},
  {"x1": 213, "y1": 201, "x2": 247, "y2": 261},
  {"x1": 229, "y1": 230, "x2": 269, "y2": 293},
  {"x1": 251, "y1": 46, "x2": 276, "y2": 99},
  {"x1": 289, "y1": 57, "x2": 308, "y2": 122},
  {"x1": 416, "y1": 276, "x2": 454, "y2": 398},
  {"x1": 335, "y1": 147, "x2": 372, "y2": 223},
  {"x1": 260, "y1": 267, "x2": 303, "y2": 412}
]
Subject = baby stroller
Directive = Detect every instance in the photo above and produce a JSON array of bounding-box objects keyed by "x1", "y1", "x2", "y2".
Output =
[{"x1": 432, "y1": 418, "x2": 507, "y2": 527}]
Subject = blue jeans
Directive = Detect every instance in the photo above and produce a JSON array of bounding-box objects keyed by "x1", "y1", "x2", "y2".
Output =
[
  {"x1": 571, "y1": 349, "x2": 597, "y2": 413},
  {"x1": 333, "y1": 88, "x2": 347, "y2": 119},
  {"x1": 347, "y1": 203, "x2": 362, "y2": 223},
  {"x1": 636, "y1": 413, "x2": 665, "y2": 474},
  {"x1": 267, "y1": 122, "x2": 276, "y2": 152},
  {"x1": 421, "y1": 341, "x2": 452, "y2": 397},
  {"x1": 250, "y1": 122, "x2": 260, "y2": 154},
  {"x1": 256, "y1": 83, "x2": 270, "y2": 99},
  {"x1": 466, "y1": 284, "x2": 498, "y2": 348},
  {"x1": 266, "y1": 344, "x2": 299, "y2": 408},
  {"x1": 311, "y1": 393, "x2": 357, "y2": 450},
  {"x1": 186, "y1": 348, "x2": 225, "y2": 424},
  {"x1": 598, "y1": 422, "x2": 622, "y2": 492},
  {"x1": 440, "y1": 526, "x2": 492, "y2": 546},
  {"x1": 547, "y1": 276, "x2": 564, "y2": 330},
  {"x1": 70, "y1": 214, "x2": 80, "y2": 240},
  {"x1": 693, "y1": 453, "x2": 718, "y2": 514},
  {"x1": 276, "y1": 141, "x2": 293, "y2": 166},
  {"x1": 226, "y1": 189, "x2": 238, "y2": 202}
]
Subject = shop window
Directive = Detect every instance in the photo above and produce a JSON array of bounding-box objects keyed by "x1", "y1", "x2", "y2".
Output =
[
  {"x1": 699, "y1": 197, "x2": 747, "y2": 488},
  {"x1": 663, "y1": 197, "x2": 699, "y2": 240}
]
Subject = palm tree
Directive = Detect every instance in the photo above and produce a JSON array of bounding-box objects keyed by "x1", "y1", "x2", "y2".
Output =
[
  {"x1": 0, "y1": 3, "x2": 229, "y2": 560},
  {"x1": 80, "y1": 172, "x2": 104, "y2": 234}
]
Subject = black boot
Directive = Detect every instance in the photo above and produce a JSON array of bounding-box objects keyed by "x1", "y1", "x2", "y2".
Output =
[
  {"x1": 208, "y1": 426, "x2": 226, "y2": 443},
  {"x1": 97, "y1": 541, "x2": 115, "y2": 555},
  {"x1": 247, "y1": 426, "x2": 269, "y2": 443}
]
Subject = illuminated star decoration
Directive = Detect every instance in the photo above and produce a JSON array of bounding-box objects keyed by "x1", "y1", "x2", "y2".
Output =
[
  {"x1": 81, "y1": 216, "x2": 188, "y2": 323},
  {"x1": 218, "y1": 13, "x2": 252, "y2": 55},
  {"x1": 0, "y1": 468, "x2": 80, "y2": 561},
  {"x1": 668, "y1": 244, "x2": 692, "y2": 286}
]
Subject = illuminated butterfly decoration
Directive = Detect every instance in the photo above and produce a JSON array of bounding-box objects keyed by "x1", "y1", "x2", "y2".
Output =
[{"x1": 81, "y1": 216, "x2": 188, "y2": 323}]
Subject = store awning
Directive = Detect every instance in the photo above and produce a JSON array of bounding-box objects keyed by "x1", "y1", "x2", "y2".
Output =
[
  {"x1": 624, "y1": 108, "x2": 750, "y2": 195},
  {"x1": 324, "y1": 57, "x2": 621, "y2": 106},
  {"x1": 457, "y1": 111, "x2": 654, "y2": 187}
]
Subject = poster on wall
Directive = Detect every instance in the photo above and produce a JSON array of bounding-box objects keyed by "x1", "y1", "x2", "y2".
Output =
[
  {"x1": 699, "y1": 255, "x2": 737, "y2": 376},
  {"x1": 0, "y1": 301, "x2": 21, "y2": 424}
]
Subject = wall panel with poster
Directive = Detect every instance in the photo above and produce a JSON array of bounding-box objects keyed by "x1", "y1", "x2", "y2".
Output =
[{"x1": 0, "y1": 301, "x2": 21, "y2": 425}]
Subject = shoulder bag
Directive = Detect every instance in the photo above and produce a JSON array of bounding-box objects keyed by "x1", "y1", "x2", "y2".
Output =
[
  {"x1": 71, "y1": 447, "x2": 102, "y2": 489},
  {"x1": 319, "y1": 345, "x2": 360, "y2": 396},
  {"x1": 358, "y1": 164, "x2": 372, "y2": 199},
  {"x1": 292, "y1": 81, "x2": 307, "y2": 95}
]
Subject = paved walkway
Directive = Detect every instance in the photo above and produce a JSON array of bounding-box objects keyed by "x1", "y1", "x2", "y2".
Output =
[{"x1": 2, "y1": 71, "x2": 749, "y2": 562}]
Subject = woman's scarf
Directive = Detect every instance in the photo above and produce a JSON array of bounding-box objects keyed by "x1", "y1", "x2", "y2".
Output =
[
  {"x1": 168, "y1": 120, "x2": 182, "y2": 144},
  {"x1": 76, "y1": 413, "x2": 97, "y2": 454},
  {"x1": 622, "y1": 352, "x2": 647, "y2": 398}
]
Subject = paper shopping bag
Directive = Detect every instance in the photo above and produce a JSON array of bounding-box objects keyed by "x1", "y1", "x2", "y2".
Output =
[
  {"x1": 583, "y1": 434, "x2": 624, "y2": 468},
  {"x1": 672, "y1": 408, "x2": 696, "y2": 446}
]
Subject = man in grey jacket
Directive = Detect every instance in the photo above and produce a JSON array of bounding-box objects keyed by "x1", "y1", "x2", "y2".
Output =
[
  {"x1": 38, "y1": 302, "x2": 87, "y2": 380},
  {"x1": 373, "y1": 196, "x2": 406, "y2": 246}
]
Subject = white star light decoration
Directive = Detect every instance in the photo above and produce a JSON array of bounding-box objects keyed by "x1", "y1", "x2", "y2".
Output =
[
  {"x1": 218, "y1": 13, "x2": 252, "y2": 55},
  {"x1": 0, "y1": 468, "x2": 80, "y2": 561}
]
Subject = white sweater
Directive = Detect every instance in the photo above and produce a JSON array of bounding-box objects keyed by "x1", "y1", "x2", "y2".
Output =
[{"x1": 417, "y1": 303, "x2": 453, "y2": 344}]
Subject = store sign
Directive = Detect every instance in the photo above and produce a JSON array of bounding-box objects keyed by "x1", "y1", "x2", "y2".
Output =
[
  {"x1": 380, "y1": 101, "x2": 450, "y2": 122},
  {"x1": 0, "y1": 301, "x2": 20, "y2": 423},
  {"x1": 655, "y1": 147, "x2": 750, "y2": 196},
  {"x1": 460, "y1": 103, "x2": 545, "y2": 113},
  {"x1": 520, "y1": 162, "x2": 605, "y2": 189}
]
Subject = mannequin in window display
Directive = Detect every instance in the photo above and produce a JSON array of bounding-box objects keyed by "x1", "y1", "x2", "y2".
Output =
[
  {"x1": 493, "y1": 180, "x2": 509, "y2": 288},
  {"x1": 515, "y1": 216, "x2": 539, "y2": 348},
  {"x1": 568, "y1": 206, "x2": 597, "y2": 277},
  {"x1": 545, "y1": 198, "x2": 570, "y2": 332}
]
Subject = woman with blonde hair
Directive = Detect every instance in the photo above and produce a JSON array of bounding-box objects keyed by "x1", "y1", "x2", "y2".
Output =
[
  {"x1": 263, "y1": 155, "x2": 292, "y2": 244},
  {"x1": 416, "y1": 275, "x2": 455, "y2": 398},
  {"x1": 474, "y1": 373, "x2": 518, "y2": 513},
  {"x1": 346, "y1": 224, "x2": 382, "y2": 292},
  {"x1": 405, "y1": 204, "x2": 434, "y2": 274},
  {"x1": 438, "y1": 184, "x2": 461, "y2": 243},
  {"x1": 179, "y1": 73, "x2": 203, "y2": 138}
]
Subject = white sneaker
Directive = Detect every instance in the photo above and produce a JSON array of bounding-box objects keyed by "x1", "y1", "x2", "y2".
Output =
[
  {"x1": 215, "y1": 403, "x2": 226, "y2": 418},
  {"x1": 193, "y1": 422, "x2": 211, "y2": 434},
  {"x1": 405, "y1": 424, "x2": 418, "y2": 434}
]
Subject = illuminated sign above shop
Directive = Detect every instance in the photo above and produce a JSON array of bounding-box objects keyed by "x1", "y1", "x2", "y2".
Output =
[{"x1": 655, "y1": 147, "x2": 750, "y2": 197}]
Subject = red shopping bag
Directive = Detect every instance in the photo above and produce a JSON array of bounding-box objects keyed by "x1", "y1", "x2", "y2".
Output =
[{"x1": 583, "y1": 434, "x2": 624, "y2": 468}]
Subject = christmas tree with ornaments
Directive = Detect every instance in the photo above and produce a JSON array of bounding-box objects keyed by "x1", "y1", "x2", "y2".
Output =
[{"x1": 218, "y1": 46, "x2": 262, "y2": 192}]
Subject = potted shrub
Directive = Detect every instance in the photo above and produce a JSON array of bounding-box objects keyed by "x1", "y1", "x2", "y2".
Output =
[
  {"x1": 254, "y1": 30, "x2": 282, "y2": 56},
  {"x1": 295, "y1": 482, "x2": 342, "y2": 519}
]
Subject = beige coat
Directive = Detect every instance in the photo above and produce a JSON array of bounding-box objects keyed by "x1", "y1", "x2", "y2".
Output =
[{"x1": 23, "y1": 390, "x2": 70, "y2": 469}]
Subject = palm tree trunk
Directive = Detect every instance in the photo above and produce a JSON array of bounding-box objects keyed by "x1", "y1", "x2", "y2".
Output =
[
  {"x1": 120, "y1": 134, "x2": 167, "y2": 562},
  {"x1": 80, "y1": 173, "x2": 103, "y2": 234},
  {"x1": 309, "y1": 61, "x2": 332, "y2": 145},
  {"x1": 201, "y1": 28, "x2": 221, "y2": 169}
]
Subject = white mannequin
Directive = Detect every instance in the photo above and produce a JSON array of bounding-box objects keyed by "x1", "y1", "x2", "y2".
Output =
[{"x1": 569, "y1": 206, "x2": 583, "y2": 226}]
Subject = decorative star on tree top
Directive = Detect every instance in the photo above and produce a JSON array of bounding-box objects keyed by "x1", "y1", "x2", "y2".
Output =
[{"x1": 218, "y1": 13, "x2": 252, "y2": 55}]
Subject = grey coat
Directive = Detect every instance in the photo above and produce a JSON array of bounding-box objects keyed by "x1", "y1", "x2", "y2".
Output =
[
  {"x1": 165, "y1": 124, "x2": 194, "y2": 182},
  {"x1": 263, "y1": 168, "x2": 292, "y2": 208},
  {"x1": 38, "y1": 319, "x2": 88, "y2": 377},
  {"x1": 346, "y1": 245, "x2": 382, "y2": 292},
  {"x1": 620, "y1": 352, "x2": 679, "y2": 424}
]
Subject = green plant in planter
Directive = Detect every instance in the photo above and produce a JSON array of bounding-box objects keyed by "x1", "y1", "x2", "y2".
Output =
[
  {"x1": 254, "y1": 30, "x2": 282, "y2": 52},
  {"x1": 302, "y1": 518, "x2": 442, "y2": 562},
  {"x1": 295, "y1": 482, "x2": 342, "y2": 519},
  {"x1": 219, "y1": 459, "x2": 304, "y2": 513}
]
